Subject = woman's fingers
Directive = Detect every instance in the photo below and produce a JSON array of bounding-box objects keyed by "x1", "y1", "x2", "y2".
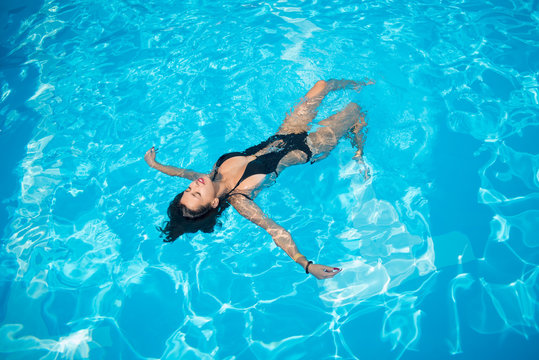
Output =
[
  {"x1": 322, "y1": 265, "x2": 339, "y2": 272},
  {"x1": 145, "y1": 147, "x2": 158, "y2": 156},
  {"x1": 322, "y1": 266, "x2": 341, "y2": 278},
  {"x1": 311, "y1": 264, "x2": 342, "y2": 279},
  {"x1": 144, "y1": 147, "x2": 157, "y2": 167}
]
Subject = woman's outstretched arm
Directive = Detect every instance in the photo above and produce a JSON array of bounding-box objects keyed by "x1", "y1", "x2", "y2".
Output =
[
  {"x1": 144, "y1": 146, "x2": 205, "y2": 181},
  {"x1": 228, "y1": 194, "x2": 342, "y2": 280}
]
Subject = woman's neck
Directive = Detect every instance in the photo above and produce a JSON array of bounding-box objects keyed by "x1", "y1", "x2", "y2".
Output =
[{"x1": 213, "y1": 179, "x2": 230, "y2": 199}]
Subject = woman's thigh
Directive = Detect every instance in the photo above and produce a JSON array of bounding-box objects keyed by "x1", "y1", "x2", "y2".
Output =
[
  {"x1": 275, "y1": 150, "x2": 310, "y2": 173},
  {"x1": 276, "y1": 80, "x2": 328, "y2": 135},
  {"x1": 306, "y1": 102, "x2": 364, "y2": 162}
]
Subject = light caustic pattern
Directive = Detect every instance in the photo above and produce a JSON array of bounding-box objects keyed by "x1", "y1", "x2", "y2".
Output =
[
  {"x1": 1, "y1": 0, "x2": 538, "y2": 359},
  {"x1": 436, "y1": 2, "x2": 539, "y2": 354}
]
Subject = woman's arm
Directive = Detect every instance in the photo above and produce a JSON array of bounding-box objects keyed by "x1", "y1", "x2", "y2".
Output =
[
  {"x1": 144, "y1": 146, "x2": 205, "y2": 181},
  {"x1": 229, "y1": 194, "x2": 341, "y2": 280}
]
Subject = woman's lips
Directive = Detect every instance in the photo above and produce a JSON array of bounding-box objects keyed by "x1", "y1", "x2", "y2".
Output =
[{"x1": 197, "y1": 177, "x2": 205, "y2": 185}]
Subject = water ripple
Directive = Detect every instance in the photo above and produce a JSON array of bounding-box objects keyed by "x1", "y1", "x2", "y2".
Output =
[{"x1": 1, "y1": 0, "x2": 538, "y2": 359}]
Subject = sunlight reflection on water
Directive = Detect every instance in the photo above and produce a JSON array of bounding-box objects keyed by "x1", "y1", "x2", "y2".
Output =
[{"x1": 1, "y1": 0, "x2": 538, "y2": 359}]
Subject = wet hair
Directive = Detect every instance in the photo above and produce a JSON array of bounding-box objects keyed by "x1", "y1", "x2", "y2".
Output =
[{"x1": 158, "y1": 192, "x2": 229, "y2": 242}]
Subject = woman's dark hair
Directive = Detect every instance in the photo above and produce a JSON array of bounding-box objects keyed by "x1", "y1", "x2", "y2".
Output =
[{"x1": 158, "y1": 192, "x2": 229, "y2": 242}]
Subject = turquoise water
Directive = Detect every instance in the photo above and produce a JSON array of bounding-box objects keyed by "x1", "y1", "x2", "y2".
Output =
[{"x1": 1, "y1": 0, "x2": 538, "y2": 359}]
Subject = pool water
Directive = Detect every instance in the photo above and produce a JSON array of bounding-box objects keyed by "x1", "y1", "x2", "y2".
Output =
[{"x1": 1, "y1": 0, "x2": 538, "y2": 359}]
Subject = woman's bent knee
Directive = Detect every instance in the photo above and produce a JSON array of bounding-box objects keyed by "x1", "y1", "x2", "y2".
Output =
[
  {"x1": 346, "y1": 102, "x2": 361, "y2": 113},
  {"x1": 308, "y1": 80, "x2": 327, "y2": 96}
]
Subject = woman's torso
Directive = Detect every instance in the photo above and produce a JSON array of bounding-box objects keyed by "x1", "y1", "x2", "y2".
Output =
[{"x1": 210, "y1": 133, "x2": 313, "y2": 200}]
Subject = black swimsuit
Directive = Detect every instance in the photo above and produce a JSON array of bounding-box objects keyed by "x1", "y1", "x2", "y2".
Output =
[{"x1": 211, "y1": 132, "x2": 313, "y2": 200}]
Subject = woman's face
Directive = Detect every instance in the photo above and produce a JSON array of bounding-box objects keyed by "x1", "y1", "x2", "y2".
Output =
[{"x1": 179, "y1": 176, "x2": 218, "y2": 212}]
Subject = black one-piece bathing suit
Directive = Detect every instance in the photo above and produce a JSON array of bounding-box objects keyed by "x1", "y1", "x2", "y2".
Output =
[{"x1": 211, "y1": 132, "x2": 313, "y2": 201}]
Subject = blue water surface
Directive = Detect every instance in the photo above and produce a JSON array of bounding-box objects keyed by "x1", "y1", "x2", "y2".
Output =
[{"x1": 1, "y1": 0, "x2": 538, "y2": 359}]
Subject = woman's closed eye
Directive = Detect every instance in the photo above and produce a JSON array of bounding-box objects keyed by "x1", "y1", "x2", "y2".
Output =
[{"x1": 186, "y1": 187, "x2": 201, "y2": 198}]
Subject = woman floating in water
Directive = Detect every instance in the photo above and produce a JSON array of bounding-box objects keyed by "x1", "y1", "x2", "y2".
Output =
[{"x1": 144, "y1": 79, "x2": 370, "y2": 279}]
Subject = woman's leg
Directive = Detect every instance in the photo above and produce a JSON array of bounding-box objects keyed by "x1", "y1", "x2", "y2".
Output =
[
  {"x1": 276, "y1": 80, "x2": 330, "y2": 135},
  {"x1": 276, "y1": 79, "x2": 372, "y2": 135},
  {"x1": 272, "y1": 81, "x2": 370, "y2": 171},
  {"x1": 306, "y1": 102, "x2": 367, "y2": 162}
]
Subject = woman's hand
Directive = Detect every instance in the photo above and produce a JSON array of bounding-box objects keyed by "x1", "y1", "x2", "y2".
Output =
[
  {"x1": 144, "y1": 146, "x2": 158, "y2": 168},
  {"x1": 308, "y1": 264, "x2": 342, "y2": 280}
]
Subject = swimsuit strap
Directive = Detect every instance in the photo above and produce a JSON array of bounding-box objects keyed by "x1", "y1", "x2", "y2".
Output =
[{"x1": 227, "y1": 192, "x2": 253, "y2": 201}]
